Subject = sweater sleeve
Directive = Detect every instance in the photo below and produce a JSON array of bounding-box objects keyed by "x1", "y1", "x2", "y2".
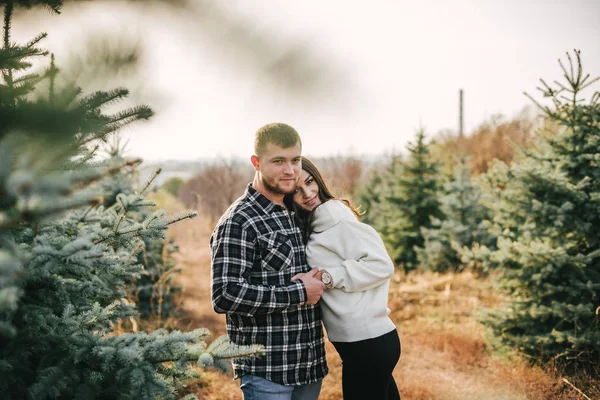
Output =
[{"x1": 322, "y1": 218, "x2": 394, "y2": 293}]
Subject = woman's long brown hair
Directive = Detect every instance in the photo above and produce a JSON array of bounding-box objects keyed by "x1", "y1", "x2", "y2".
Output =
[{"x1": 284, "y1": 157, "x2": 360, "y2": 242}]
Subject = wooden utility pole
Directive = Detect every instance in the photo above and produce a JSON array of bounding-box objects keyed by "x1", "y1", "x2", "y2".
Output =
[{"x1": 459, "y1": 89, "x2": 464, "y2": 137}]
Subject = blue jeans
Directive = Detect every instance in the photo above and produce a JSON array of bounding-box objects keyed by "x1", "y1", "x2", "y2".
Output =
[{"x1": 240, "y1": 375, "x2": 323, "y2": 400}]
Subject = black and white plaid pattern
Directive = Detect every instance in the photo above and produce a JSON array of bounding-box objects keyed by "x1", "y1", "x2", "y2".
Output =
[{"x1": 210, "y1": 184, "x2": 328, "y2": 386}]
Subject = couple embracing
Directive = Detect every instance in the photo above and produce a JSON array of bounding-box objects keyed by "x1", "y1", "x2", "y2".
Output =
[{"x1": 210, "y1": 123, "x2": 401, "y2": 400}]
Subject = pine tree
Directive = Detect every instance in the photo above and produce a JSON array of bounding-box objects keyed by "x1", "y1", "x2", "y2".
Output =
[
  {"x1": 364, "y1": 130, "x2": 443, "y2": 271},
  {"x1": 482, "y1": 51, "x2": 600, "y2": 371},
  {"x1": 359, "y1": 154, "x2": 401, "y2": 233},
  {"x1": 416, "y1": 158, "x2": 496, "y2": 273},
  {"x1": 0, "y1": 2, "x2": 263, "y2": 398},
  {"x1": 99, "y1": 144, "x2": 184, "y2": 321},
  {"x1": 135, "y1": 229, "x2": 183, "y2": 320}
]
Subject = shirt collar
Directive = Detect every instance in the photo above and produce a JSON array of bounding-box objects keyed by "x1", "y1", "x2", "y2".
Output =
[{"x1": 245, "y1": 184, "x2": 288, "y2": 214}]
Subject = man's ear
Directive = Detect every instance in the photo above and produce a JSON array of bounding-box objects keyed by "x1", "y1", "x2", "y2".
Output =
[{"x1": 250, "y1": 155, "x2": 260, "y2": 171}]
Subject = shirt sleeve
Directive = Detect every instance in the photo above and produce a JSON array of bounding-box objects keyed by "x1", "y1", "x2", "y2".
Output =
[
  {"x1": 210, "y1": 218, "x2": 307, "y2": 317},
  {"x1": 323, "y1": 218, "x2": 395, "y2": 293}
]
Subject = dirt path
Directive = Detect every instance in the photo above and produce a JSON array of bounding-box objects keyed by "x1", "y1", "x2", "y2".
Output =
[{"x1": 168, "y1": 217, "x2": 595, "y2": 400}]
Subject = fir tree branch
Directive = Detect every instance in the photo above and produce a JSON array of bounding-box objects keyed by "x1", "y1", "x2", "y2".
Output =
[
  {"x1": 12, "y1": 72, "x2": 40, "y2": 85},
  {"x1": 574, "y1": 50, "x2": 583, "y2": 88},
  {"x1": 523, "y1": 92, "x2": 548, "y2": 115},
  {"x1": 78, "y1": 88, "x2": 129, "y2": 111},
  {"x1": 3, "y1": 2, "x2": 12, "y2": 50},
  {"x1": 578, "y1": 73, "x2": 591, "y2": 87},
  {"x1": 164, "y1": 211, "x2": 198, "y2": 226},
  {"x1": 559, "y1": 56, "x2": 574, "y2": 89},
  {"x1": 24, "y1": 32, "x2": 47, "y2": 49},
  {"x1": 579, "y1": 76, "x2": 600, "y2": 91},
  {"x1": 71, "y1": 158, "x2": 142, "y2": 191},
  {"x1": 76, "y1": 130, "x2": 112, "y2": 148},
  {"x1": 78, "y1": 203, "x2": 97, "y2": 222},
  {"x1": 113, "y1": 211, "x2": 127, "y2": 233},
  {"x1": 0, "y1": 196, "x2": 102, "y2": 230},
  {"x1": 3, "y1": 1, "x2": 14, "y2": 94},
  {"x1": 101, "y1": 105, "x2": 153, "y2": 134},
  {"x1": 139, "y1": 168, "x2": 161, "y2": 197},
  {"x1": 559, "y1": 95, "x2": 578, "y2": 103},
  {"x1": 554, "y1": 80, "x2": 573, "y2": 94},
  {"x1": 0, "y1": 43, "x2": 48, "y2": 70},
  {"x1": 9, "y1": 79, "x2": 36, "y2": 98},
  {"x1": 76, "y1": 144, "x2": 100, "y2": 165},
  {"x1": 48, "y1": 53, "x2": 57, "y2": 103}
]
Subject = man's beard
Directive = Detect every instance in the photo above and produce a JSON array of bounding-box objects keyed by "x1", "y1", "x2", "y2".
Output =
[{"x1": 261, "y1": 174, "x2": 296, "y2": 195}]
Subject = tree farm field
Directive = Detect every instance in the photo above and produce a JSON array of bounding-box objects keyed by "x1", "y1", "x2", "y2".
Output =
[{"x1": 154, "y1": 193, "x2": 599, "y2": 400}]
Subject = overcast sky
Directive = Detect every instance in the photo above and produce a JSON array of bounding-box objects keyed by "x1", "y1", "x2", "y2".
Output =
[{"x1": 13, "y1": 0, "x2": 600, "y2": 161}]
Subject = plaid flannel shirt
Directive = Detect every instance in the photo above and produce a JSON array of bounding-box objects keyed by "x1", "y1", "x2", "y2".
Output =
[{"x1": 210, "y1": 184, "x2": 328, "y2": 386}]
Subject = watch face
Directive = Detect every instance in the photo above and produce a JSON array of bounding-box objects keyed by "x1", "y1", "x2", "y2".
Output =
[{"x1": 322, "y1": 272, "x2": 331, "y2": 285}]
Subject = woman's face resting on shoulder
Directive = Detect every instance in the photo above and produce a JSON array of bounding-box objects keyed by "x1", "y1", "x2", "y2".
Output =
[{"x1": 293, "y1": 169, "x2": 322, "y2": 211}]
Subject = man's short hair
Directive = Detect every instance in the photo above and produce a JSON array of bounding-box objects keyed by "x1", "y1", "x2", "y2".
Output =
[{"x1": 254, "y1": 123, "x2": 302, "y2": 157}]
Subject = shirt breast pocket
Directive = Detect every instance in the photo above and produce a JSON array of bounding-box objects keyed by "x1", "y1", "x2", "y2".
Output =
[{"x1": 257, "y1": 232, "x2": 294, "y2": 272}]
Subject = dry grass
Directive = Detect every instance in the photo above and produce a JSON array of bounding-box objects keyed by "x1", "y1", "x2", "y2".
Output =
[{"x1": 152, "y1": 192, "x2": 599, "y2": 400}]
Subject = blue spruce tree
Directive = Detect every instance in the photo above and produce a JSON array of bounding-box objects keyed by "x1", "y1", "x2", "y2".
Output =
[
  {"x1": 100, "y1": 142, "x2": 183, "y2": 321},
  {"x1": 482, "y1": 51, "x2": 600, "y2": 372},
  {"x1": 416, "y1": 158, "x2": 496, "y2": 273},
  {"x1": 363, "y1": 130, "x2": 443, "y2": 271},
  {"x1": 0, "y1": 2, "x2": 263, "y2": 399}
]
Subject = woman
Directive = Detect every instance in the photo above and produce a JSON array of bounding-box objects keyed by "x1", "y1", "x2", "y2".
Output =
[{"x1": 285, "y1": 158, "x2": 401, "y2": 400}]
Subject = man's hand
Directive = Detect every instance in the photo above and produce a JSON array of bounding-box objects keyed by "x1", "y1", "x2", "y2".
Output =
[
  {"x1": 291, "y1": 272, "x2": 305, "y2": 281},
  {"x1": 298, "y1": 268, "x2": 325, "y2": 305},
  {"x1": 313, "y1": 270, "x2": 322, "y2": 281},
  {"x1": 292, "y1": 268, "x2": 322, "y2": 282}
]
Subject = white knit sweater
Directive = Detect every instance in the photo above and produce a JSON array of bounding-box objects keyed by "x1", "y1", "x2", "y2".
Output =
[{"x1": 305, "y1": 200, "x2": 396, "y2": 342}]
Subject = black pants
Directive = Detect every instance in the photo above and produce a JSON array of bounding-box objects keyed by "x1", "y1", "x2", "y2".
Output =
[{"x1": 332, "y1": 329, "x2": 401, "y2": 400}]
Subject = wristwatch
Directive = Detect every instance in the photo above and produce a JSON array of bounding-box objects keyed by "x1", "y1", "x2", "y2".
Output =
[{"x1": 321, "y1": 270, "x2": 333, "y2": 289}]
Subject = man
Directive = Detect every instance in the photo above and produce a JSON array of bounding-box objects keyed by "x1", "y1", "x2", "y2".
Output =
[{"x1": 210, "y1": 123, "x2": 328, "y2": 399}]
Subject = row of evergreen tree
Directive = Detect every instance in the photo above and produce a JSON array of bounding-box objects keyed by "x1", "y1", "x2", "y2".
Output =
[
  {"x1": 2, "y1": 0, "x2": 597, "y2": 395},
  {"x1": 359, "y1": 132, "x2": 494, "y2": 273},
  {"x1": 0, "y1": 2, "x2": 263, "y2": 399},
  {"x1": 358, "y1": 50, "x2": 599, "y2": 373}
]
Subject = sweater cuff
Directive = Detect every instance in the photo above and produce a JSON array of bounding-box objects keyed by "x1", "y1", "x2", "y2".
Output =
[{"x1": 325, "y1": 267, "x2": 346, "y2": 289}]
